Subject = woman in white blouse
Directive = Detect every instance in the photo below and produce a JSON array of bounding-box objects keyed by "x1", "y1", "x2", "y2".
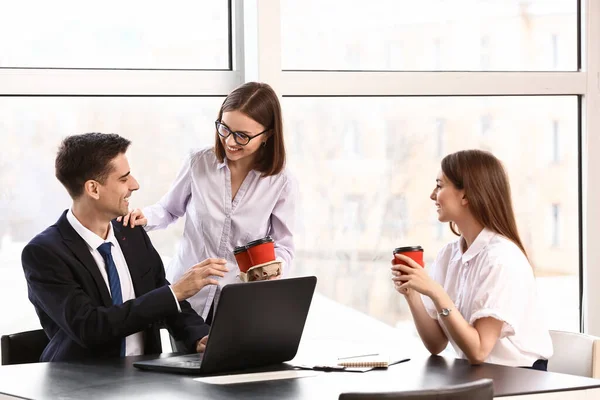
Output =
[
  {"x1": 391, "y1": 149, "x2": 553, "y2": 370},
  {"x1": 118, "y1": 82, "x2": 297, "y2": 321}
]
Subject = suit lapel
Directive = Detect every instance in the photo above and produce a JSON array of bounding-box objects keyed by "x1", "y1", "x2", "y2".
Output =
[
  {"x1": 112, "y1": 222, "x2": 145, "y2": 297},
  {"x1": 57, "y1": 211, "x2": 112, "y2": 307}
]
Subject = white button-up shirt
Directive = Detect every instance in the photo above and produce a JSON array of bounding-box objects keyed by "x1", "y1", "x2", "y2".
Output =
[
  {"x1": 66, "y1": 209, "x2": 144, "y2": 356},
  {"x1": 422, "y1": 228, "x2": 554, "y2": 367},
  {"x1": 143, "y1": 147, "x2": 297, "y2": 319}
]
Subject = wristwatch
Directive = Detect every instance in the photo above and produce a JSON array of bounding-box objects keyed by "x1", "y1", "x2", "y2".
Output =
[{"x1": 438, "y1": 308, "x2": 452, "y2": 317}]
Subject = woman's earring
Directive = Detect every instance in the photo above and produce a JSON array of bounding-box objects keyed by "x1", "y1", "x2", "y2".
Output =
[{"x1": 261, "y1": 141, "x2": 267, "y2": 147}]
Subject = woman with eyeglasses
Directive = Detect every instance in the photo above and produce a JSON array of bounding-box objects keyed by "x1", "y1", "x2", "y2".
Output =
[{"x1": 118, "y1": 82, "x2": 296, "y2": 322}]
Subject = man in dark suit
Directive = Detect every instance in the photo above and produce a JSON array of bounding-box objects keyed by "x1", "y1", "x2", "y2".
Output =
[{"x1": 21, "y1": 133, "x2": 228, "y2": 362}]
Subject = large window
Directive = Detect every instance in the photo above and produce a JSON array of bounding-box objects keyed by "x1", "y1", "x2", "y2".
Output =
[
  {"x1": 0, "y1": 1, "x2": 231, "y2": 69},
  {"x1": 285, "y1": 96, "x2": 579, "y2": 331},
  {"x1": 2, "y1": 0, "x2": 600, "y2": 342},
  {"x1": 281, "y1": 0, "x2": 577, "y2": 71},
  {"x1": 0, "y1": 97, "x2": 224, "y2": 336}
]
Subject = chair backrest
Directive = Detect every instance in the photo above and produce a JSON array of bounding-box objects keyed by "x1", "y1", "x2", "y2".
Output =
[
  {"x1": 339, "y1": 378, "x2": 493, "y2": 400},
  {"x1": 1, "y1": 329, "x2": 49, "y2": 366},
  {"x1": 548, "y1": 330, "x2": 600, "y2": 378}
]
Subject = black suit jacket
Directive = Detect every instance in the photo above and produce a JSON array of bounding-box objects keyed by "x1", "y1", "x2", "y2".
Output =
[{"x1": 21, "y1": 210, "x2": 210, "y2": 362}]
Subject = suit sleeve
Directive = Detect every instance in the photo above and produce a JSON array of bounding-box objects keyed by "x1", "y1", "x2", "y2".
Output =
[
  {"x1": 22, "y1": 242, "x2": 181, "y2": 348},
  {"x1": 140, "y1": 228, "x2": 210, "y2": 353}
]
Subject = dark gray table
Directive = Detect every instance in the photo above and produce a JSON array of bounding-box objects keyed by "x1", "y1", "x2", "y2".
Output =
[{"x1": 1, "y1": 354, "x2": 599, "y2": 399}]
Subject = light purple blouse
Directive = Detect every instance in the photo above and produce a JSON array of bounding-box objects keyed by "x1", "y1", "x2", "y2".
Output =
[{"x1": 143, "y1": 147, "x2": 296, "y2": 319}]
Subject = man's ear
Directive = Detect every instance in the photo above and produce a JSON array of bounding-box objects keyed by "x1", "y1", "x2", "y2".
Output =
[{"x1": 84, "y1": 180, "x2": 100, "y2": 200}]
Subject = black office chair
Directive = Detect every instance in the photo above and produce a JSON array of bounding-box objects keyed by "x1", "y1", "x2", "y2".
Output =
[
  {"x1": 1, "y1": 329, "x2": 49, "y2": 366},
  {"x1": 339, "y1": 378, "x2": 493, "y2": 400}
]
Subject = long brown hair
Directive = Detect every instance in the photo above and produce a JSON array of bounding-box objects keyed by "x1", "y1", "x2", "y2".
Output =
[
  {"x1": 441, "y1": 149, "x2": 528, "y2": 258},
  {"x1": 214, "y1": 82, "x2": 285, "y2": 176}
]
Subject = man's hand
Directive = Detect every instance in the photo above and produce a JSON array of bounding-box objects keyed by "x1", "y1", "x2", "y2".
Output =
[
  {"x1": 196, "y1": 335, "x2": 209, "y2": 353},
  {"x1": 171, "y1": 258, "x2": 229, "y2": 301}
]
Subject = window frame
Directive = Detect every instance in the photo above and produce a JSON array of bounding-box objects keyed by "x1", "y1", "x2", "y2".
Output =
[
  {"x1": 0, "y1": 0, "x2": 235, "y2": 72},
  {"x1": 0, "y1": 0, "x2": 243, "y2": 95},
  {"x1": 254, "y1": 0, "x2": 598, "y2": 335},
  {"x1": 2, "y1": 0, "x2": 599, "y2": 336}
]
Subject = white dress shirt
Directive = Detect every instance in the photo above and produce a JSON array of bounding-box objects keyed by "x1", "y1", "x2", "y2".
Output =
[
  {"x1": 67, "y1": 209, "x2": 145, "y2": 356},
  {"x1": 143, "y1": 147, "x2": 297, "y2": 319},
  {"x1": 422, "y1": 227, "x2": 554, "y2": 367}
]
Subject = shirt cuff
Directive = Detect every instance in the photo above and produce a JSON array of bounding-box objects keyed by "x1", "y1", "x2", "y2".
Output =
[
  {"x1": 168, "y1": 285, "x2": 182, "y2": 313},
  {"x1": 141, "y1": 206, "x2": 155, "y2": 231},
  {"x1": 469, "y1": 308, "x2": 516, "y2": 339}
]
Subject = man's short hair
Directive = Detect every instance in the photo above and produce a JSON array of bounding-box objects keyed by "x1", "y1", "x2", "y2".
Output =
[{"x1": 55, "y1": 133, "x2": 131, "y2": 199}]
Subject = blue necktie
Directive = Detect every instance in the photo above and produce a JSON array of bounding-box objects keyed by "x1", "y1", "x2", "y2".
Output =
[{"x1": 97, "y1": 242, "x2": 125, "y2": 357}]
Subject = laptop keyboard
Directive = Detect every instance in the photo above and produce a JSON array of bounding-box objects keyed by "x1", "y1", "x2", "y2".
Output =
[
  {"x1": 162, "y1": 354, "x2": 204, "y2": 369},
  {"x1": 166, "y1": 360, "x2": 202, "y2": 369}
]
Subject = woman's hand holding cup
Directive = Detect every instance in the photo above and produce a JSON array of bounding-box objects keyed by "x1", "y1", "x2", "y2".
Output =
[
  {"x1": 392, "y1": 245, "x2": 425, "y2": 297},
  {"x1": 392, "y1": 251, "x2": 440, "y2": 299}
]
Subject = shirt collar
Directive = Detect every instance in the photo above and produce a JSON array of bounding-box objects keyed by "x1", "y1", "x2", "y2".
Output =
[
  {"x1": 66, "y1": 209, "x2": 117, "y2": 251},
  {"x1": 216, "y1": 157, "x2": 228, "y2": 170},
  {"x1": 450, "y1": 227, "x2": 496, "y2": 264},
  {"x1": 461, "y1": 227, "x2": 496, "y2": 263},
  {"x1": 216, "y1": 156, "x2": 259, "y2": 177}
]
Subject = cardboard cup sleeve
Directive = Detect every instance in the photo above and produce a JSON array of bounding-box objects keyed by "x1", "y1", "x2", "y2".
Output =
[{"x1": 239, "y1": 260, "x2": 282, "y2": 282}]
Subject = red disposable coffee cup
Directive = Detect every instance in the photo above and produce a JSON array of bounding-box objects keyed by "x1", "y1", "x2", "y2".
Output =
[
  {"x1": 234, "y1": 245, "x2": 252, "y2": 273},
  {"x1": 246, "y1": 236, "x2": 276, "y2": 266},
  {"x1": 393, "y1": 246, "x2": 424, "y2": 267}
]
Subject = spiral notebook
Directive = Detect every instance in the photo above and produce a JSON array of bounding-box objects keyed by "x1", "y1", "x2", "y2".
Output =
[
  {"x1": 292, "y1": 356, "x2": 409, "y2": 373},
  {"x1": 336, "y1": 354, "x2": 390, "y2": 368}
]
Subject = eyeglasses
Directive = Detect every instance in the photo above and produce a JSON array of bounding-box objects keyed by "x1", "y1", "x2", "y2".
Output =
[{"x1": 215, "y1": 120, "x2": 270, "y2": 146}]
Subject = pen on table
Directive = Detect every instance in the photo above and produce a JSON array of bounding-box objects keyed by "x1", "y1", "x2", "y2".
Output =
[
  {"x1": 337, "y1": 353, "x2": 379, "y2": 360},
  {"x1": 389, "y1": 358, "x2": 410, "y2": 366}
]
